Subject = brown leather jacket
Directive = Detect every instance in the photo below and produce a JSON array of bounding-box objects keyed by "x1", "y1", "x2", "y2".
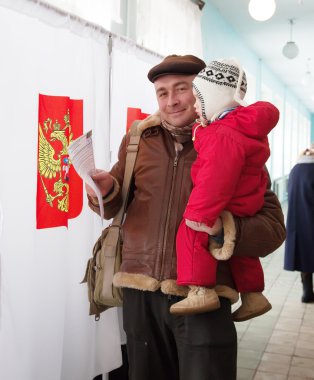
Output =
[{"x1": 88, "y1": 117, "x2": 286, "y2": 301}]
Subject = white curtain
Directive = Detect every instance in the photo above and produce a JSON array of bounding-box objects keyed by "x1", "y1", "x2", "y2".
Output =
[
  {"x1": 43, "y1": 0, "x2": 122, "y2": 30},
  {"x1": 135, "y1": 0, "x2": 204, "y2": 58},
  {"x1": 110, "y1": 38, "x2": 161, "y2": 164},
  {"x1": 0, "y1": 1, "x2": 160, "y2": 379},
  {"x1": 30, "y1": 0, "x2": 204, "y2": 59}
]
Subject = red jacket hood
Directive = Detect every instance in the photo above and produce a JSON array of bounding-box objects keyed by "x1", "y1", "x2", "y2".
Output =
[{"x1": 216, "y1": 101, "x2": 279, "y2": 139}]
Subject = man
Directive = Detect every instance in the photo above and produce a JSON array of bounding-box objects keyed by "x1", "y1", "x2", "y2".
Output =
[{"x1": 86, "y1": 55, "x2": 286, "y2": 380}]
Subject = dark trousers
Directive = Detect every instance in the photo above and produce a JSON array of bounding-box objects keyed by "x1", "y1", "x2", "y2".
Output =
[{"x1": 123, "y1": 288, "x2": 237, "y2": 380}]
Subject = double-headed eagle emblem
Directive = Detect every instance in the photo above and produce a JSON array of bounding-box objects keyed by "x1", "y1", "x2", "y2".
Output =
[{"x1": 38, "y1": 110, "x2": 73, "y2": 212}]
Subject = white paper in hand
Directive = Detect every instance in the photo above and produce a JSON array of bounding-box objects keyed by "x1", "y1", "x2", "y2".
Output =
[{"x1": 68, "y1": 131, "x2": 104, "y2": 219}]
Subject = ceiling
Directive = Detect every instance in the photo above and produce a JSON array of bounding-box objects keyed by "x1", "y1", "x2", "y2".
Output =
[{"x1": 207, "y1": 0, "x2": 314, "y2": 113}]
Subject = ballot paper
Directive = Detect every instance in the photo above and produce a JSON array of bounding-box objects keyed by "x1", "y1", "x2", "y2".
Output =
[{"x1": 68, "y1": 131, "x2": 104, "y2": 220}]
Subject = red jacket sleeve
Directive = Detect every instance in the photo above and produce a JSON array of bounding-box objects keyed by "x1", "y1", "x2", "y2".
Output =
[{"x1": 183, "y1": 131, "x2": 246, "y2": 227}]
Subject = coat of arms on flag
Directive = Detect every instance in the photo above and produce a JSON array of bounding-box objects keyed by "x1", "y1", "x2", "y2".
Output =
[{"x1": 36, "y1": 94, "x2": 83, "y2": 229}]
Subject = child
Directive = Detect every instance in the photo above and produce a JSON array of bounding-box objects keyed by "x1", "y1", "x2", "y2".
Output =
[{"x1": 170, "y1": 58, "x2": 279, "y2": 321}]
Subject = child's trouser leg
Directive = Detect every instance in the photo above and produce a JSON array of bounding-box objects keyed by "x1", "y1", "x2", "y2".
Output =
[
  {"x1": 171, "y1": 221, "x2": 220, "y2": 315},
  {"x1": 176, "y1": 220, "x2": 217, "y2": 287},
  {"x1": 230, "y1": 256, "x2": 271, "y2": 321},
  {"x1": 229, "y1": 256, "x2": 264, "y2": 292}
]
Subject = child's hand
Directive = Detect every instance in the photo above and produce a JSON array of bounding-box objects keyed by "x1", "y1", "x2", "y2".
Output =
[
  {"x1": 207, "y1": 217, "x2": 223, "y2": 236},
  {"x1": 185, "y1": 219, "x2": 211, "y2": 234},
  {"x1": 185, "y1": 219, "x2": 203, "y2": 231},
  {"x1": 185, "y1": 217, "x2": 222, "y2": 236}
]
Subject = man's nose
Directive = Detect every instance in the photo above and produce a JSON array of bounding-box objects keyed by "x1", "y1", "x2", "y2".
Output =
[{"x1": 167, "y1": 92, "x2": 179, "y2": 107}]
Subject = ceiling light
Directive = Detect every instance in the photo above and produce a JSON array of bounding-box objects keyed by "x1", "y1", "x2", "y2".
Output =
[
  {"x1": 282, "y1": 19, "x2": 299, "y2": 59},
  {"x1": 283, "y1": 42, "x2": 299, "y2": 59},
  {"x1": 190, "y1": 0, "x2": 205, "y2": 10},
  {"x1": 248, "y1": 0, "x2": 276, "y2": 21}
]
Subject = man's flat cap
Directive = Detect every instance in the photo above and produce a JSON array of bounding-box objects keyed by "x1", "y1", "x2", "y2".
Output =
[{"x1": 147, "y1": 54, "x2": 206, "y2": 83}]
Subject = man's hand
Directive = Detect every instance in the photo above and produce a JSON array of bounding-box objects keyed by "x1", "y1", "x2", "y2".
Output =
[{"x1": 85, "y1": 169, "x2": 113, "y2": 198}]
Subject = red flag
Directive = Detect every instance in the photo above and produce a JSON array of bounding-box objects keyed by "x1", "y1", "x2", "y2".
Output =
[
  {"x1": 126, "y1": 107, "x2": 150, "y2": 132},
  {"x1": 36, "y1": 94, "x2": 83, "y2": 229}
]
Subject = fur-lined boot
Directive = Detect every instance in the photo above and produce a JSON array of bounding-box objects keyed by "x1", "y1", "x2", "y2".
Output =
[
  {"x1": 169, "y1": 286, "x2": 220, "y2": 315},
  {"x1": 232, "y1": 292, "x2": 272, "y2": 322}
]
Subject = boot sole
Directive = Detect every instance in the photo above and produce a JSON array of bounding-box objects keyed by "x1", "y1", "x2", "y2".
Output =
[
  {"x1": 170, "y1": 301, "x2": 221, "y2": 316},
  {"x1": 301, "y1": 296, "x2": 314, "y2": 303},
  {"x1": 233, "y1": 303, "x2": 272, "y2": 322}
]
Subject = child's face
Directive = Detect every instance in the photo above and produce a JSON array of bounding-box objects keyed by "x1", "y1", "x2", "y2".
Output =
[{"x1": 193, "y1": 89, "x2": 207, "y2": 125}]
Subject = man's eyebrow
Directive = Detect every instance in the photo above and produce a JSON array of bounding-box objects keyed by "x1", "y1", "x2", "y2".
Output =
[
  {"x1": 156, "y1": 81, "x2": 190, "y2": 93},
  {"x1": 156, "y1": 87, "x2": 166, "y2": 94}
]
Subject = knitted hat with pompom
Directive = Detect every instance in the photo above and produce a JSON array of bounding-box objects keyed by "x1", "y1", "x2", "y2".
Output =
[{"x1": 192, "y1": 58, "x2": 247, "y2": 122}]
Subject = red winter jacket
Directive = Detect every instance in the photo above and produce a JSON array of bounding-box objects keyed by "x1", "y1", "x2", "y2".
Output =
[{"x1": 183, "y1": 101, "x2": 280, "y2": 227}]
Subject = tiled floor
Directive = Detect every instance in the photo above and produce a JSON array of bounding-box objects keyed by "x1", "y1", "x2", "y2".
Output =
[{"x1": 235, "y1": 204, "x2": 314, "y2": 379}]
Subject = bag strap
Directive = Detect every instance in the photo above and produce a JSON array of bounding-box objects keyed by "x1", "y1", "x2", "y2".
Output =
[
  {"x1": 99, "y1": 120, "x2": 142, "y2": 301},
  {"x1": 111, "y1": 120, "x2": 142, "y2": 226}
]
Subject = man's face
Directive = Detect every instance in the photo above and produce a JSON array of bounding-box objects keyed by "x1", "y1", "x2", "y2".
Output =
[{"x1": 154, "y1": 74, "x2": 197, "y2": 127}]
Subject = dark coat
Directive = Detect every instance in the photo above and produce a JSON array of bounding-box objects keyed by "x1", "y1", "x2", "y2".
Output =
[{"x1": 284, "y1": 155, "x2": 314, "y2": 272}]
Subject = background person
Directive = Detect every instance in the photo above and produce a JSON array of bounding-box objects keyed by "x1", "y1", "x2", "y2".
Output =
[{"x1": 284, "y1": 143, "x2": 314, "y2": 303}]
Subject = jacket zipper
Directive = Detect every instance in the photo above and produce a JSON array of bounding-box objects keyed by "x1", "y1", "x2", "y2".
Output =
[{"x1": 160, "y1": 150, "x2": 179, "y2": 280}]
